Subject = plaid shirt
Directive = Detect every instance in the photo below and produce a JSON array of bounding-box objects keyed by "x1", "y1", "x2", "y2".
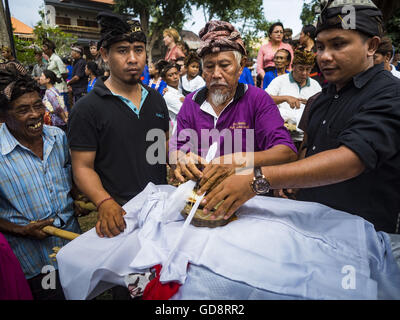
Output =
[{"x1": 0, "y1": 124, "x2": 81, "y2": 279}]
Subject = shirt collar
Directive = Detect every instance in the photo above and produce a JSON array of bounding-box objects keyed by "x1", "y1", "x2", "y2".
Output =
[
  {"x1": 289, "y1": 72, "x2": 311, "y2": 88},
  {"x1": 0, "y1": 124, "x2": 55, "y2": 156},
  {"x1": 353, "y1": 63, "x2": 384, "y2": 89},
  {"x1": 192, "y1": 82, "x2": 248, "y2": 105}
]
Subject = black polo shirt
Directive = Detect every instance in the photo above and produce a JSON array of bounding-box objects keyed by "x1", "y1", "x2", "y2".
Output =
[
  {"x1": 298, "y1": 63, "x2": 400, "y2": 233},
  {"x1": 68, "y1": 77, "x2": 169, "y2": 205},
  {"x1": 71, "y1": 58, "x2": 88, "y2": 96}
]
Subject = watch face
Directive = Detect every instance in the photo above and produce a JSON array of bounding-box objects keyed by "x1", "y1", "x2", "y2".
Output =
[{"x1": 254, "y1": 177, "x2": 270, "y2": 194}]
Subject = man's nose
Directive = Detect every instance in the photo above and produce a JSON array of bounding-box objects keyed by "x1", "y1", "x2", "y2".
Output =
[
  {"x1": 318, "y1": 48, "x2": 333, "y2": 63},
  {"x1": 127, "y1": 50, "x2": 137, "y2": 63},
  {"x1": 212, "y1": 65, "x2": 223, "y2": 78}
]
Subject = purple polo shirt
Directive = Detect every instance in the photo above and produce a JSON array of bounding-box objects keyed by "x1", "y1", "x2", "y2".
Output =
[{"x1": 169, "y1": 83, "x2": 296, "y2": 159}]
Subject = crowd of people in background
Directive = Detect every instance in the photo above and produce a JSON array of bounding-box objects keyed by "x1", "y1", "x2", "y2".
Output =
[
  {"x1": 2, "y1": 21, "x2": 400, "y2": 134},
  {"x1": 1, "y1": 0, "x2": 400, "y2": 300}
]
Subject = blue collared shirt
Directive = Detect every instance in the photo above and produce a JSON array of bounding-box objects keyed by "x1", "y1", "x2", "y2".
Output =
[{"x1": 0, "y1": 124, "x2": 81, "y2": 279}]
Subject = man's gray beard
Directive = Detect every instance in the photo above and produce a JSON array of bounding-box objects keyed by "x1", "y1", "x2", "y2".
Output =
[{"x1": 209, "y1": 89, "x2": 231, "y2": 106}]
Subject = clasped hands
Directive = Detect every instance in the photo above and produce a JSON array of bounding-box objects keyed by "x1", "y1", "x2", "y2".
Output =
[{"x1": 170, "y1": 150, "x2": 256, "y2": 221}]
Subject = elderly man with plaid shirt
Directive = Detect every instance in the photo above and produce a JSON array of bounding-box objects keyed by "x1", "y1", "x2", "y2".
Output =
[{"x1": 0, "y1": 62, "x2": 81, "y2": 300}]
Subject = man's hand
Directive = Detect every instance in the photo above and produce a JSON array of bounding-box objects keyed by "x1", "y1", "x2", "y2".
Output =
[
  {"x1": 170, "y1": 151, "x2": 207, "y2": 183},
  {"x1": 95, "y1": 199, "x2": 126, "y2": 238},
  {"x1": 273, "y1": 188, "x2": 299, "y2": 200},
  {"x1": 20, "y1": 219, "x2": 55, "y2": 240},
  {"x1": 197, "y1": 153, "x2": 246, "y2": 194},
  {"x1": 201, "y1": 169, "x2": 255, "y2": 221},
  {"x1": 286, "y1": 96, "x2": 308, "y2": 109}
]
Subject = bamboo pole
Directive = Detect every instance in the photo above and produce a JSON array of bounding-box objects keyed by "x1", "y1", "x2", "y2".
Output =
[{"x1": 42, "y1": 226, "x2": 80, "y2": 241}]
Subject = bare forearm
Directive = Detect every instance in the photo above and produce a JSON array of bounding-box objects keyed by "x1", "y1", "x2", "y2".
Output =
[
  {"x1": 0, "y1": 218, "x2": 23, "y2": 236},
  {"x1": 68, "y1": 75, "x2": 80, "y2": 85},
  {"x1": 72, "y1": 167, "x2": 110, "y2": 206},
  {"x1": 270, "y1": 95, "x2": 290, "y2": 105},
  {"x1": 262, "y1": 146, "x2": 365, "y2": 189},
  {"x1": 253, "y1": 145, "x2": 297, "y2": 167}
]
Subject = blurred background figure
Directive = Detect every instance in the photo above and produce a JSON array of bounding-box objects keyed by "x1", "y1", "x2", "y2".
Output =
[
  {"x1": 1, "y1": 46, "x2": 17, "y2": 63},
  {"x1": 39, "y1": 69, "x2": 69, "y2": 131},
  {"x1": 31, "y1": 49, "x2": 48, "y2": 97},
  {"x1": 283, "y1": 28, "x2": 293, "y2": 45},
  {"x1": 161, "y1": 62, "x2": 184, "y2": 132},
  {"x1": 180, "y1": 51, "x2": 205, "y2": 96},
  {"x1": 374, "y1": 37, "x2": 400, "y2": 79},
  {"x1": 89, "y1": 41, "x2": 108, "y2": 77},
  {"x1": 297, "y1": 24, "x2": 324, "y2": 85},
  {"x1": 42, "y1": 38, "x2": 69, "y2": 110},
  {"x1": 85, "y1": 61, "x2": 100, "y2": 93},
  {"x1": 163, "y1": 28, "x2": 185, "y2": 62},
  {"x1": 262, "y1": 49, "x2": 291, "y2": 89},
  {"x1": 62, "y1": 56, "x2": 73, "y2": 82},
  {"x1": 256, "y1": 22, "x2": 294, "y2": 87},
  {"x1": 175, "y1": 56, "x2": 186, "y2": 76},
  {"x1": 393, "y1": 53, "x2": 400, "y2": 71},
  {"x1": 239, "y1": 56, "x2": 255, "y2": 86},
  {"x1": 148, "y1": 59, "x2": 168, "y2": 94},
  {"x1": 177, "y1": 40, "x2": 189, "y2": 56},
  {"x1": 68, "y1": 45, "x2": 87, "y2": 104}
]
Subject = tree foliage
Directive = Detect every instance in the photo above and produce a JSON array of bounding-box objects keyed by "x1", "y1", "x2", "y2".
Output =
[
  {"x1": 114, "y1": 0, "x2": 271, "y2": 60},
  {"x1": 300, "y1": 0, "x2": 319, "y2": 26},
  {"x1": 192, "y1": 0, "x2": 271, "y2": 58},
  {"x1": 114, "y1": 0, "x2": 192, "y2": 62}
]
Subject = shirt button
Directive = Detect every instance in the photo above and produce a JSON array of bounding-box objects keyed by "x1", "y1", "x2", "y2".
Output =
[
  {"x1": 322, "y1": 120, "x2": 326, "y2": 125},
  {"x1": 312, "y1": 146, "x2": 316, "y2": 151},
  {"x1": 334, "y1": 94, "x2": 339, "y2": 99}
]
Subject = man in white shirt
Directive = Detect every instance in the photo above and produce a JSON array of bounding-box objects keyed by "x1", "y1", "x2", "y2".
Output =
[
  {"x1": 162, "y1": 62, "x2": 185, "y2": 133},
  {"x1": 266, "y1": 49, "x2": 322, "y2": 144}
]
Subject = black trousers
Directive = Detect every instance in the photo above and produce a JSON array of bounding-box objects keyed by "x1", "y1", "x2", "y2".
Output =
[{"x1": 27, "y1": 270, "x2": 66, "y2": 300}]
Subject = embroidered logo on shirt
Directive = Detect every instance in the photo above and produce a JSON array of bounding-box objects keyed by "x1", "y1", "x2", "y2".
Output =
[
  {"x1": 155, "y1": 113, "x2": 165, "y2": 119},
  {"x1": 229, "y1": 122, "x2": 249, "y2": 129}
]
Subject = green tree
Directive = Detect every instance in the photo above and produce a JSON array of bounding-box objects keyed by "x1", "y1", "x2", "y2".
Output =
[
  {"x1": 193, "y1": 0, "x2": 271, "y2": 59},
  {"x1": 14, "y1": 35, "x2": 35, "y2": 66},
  {"x1": 114, "y1": 0, "x2": 192, "y2": 62},
  {"x1": 33, "y1": 21, "x2": 78, "y2": 58},
  {"x1": 300, "y1": 0, "x2": 318, "y2": 26},
  {"x1": 385, "y1": 7, "x2": 400, "y2": 52}
]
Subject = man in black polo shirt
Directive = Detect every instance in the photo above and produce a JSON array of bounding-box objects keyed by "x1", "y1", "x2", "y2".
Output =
[
  {"x1": 68, "y1": 46, "x2": 87, "y2": 104},
  {"x1": 198, "y1": 1, "x2": 400, "y2": 236},
  {"x1": 68, "y1": 12, "x2": 169, "y2": 239}
]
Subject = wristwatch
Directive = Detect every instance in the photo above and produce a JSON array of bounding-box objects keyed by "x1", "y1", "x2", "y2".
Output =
[{"x1": 250, "y1": 167, "x2": 271, "y2": 195}]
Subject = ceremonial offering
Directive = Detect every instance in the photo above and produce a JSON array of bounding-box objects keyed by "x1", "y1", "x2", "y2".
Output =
[
  {"x1": 284, "y1": 119, "x2": 297, "y2": 132},
  {"x1": 181, "y1": 189, "x2": 237, "y2": 228}
]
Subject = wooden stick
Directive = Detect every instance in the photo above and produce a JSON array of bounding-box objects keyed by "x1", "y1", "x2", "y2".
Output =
[{"x1": 42, "y1": 226, "x2": 80, "y2": 241}]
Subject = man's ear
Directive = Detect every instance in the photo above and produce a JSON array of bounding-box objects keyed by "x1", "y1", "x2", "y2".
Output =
[
  {"x1": 367, "y1": 36, "x2": 381, "y2": 57},
  {"x1": 100, "y1": 47, "x2": 109, "y2": 63}
]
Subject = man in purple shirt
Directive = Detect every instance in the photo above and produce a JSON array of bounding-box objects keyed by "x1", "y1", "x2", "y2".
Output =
[{"x1": 169, "y1": 20, "x2": 297, "y2": 183}]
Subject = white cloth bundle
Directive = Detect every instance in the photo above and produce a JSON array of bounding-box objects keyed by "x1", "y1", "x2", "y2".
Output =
[{"x1": 57, "y1": 183, "x2": 400, "y2": 300}]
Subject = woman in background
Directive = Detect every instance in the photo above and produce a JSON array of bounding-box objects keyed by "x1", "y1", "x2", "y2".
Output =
[
  {"x1": 256, "y1": 22, "x2": 293, "y2": 87},
  {"x1": 39, "y1": 70, "x2": 69, "y2": 131},
  {"x1": 163, "y1": 28, "x2": 185, "y2": 62}
]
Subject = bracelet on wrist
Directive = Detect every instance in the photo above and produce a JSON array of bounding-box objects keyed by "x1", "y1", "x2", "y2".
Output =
[{"x1": 96, "y1": 197, "x2": 113, "y2": 211}]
